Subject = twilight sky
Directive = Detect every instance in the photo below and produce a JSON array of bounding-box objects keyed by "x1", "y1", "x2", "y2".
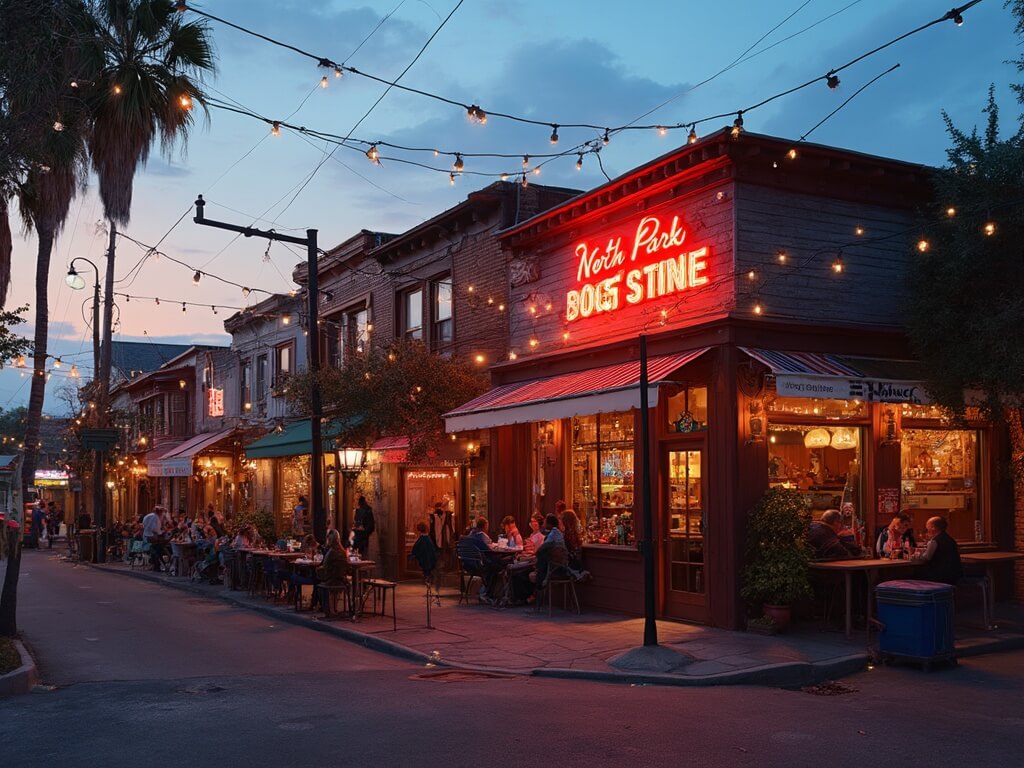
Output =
[{"x1": 3, "y1": 0, "x2": 1019, "y2": 413}]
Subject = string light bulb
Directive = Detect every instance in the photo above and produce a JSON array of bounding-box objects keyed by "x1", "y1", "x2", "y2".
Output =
[
  {"x1": 113, "y1": 84, "x2": 122, "y2": 95},
  {"x1": 787, "y1": 148, "x2": 798, "y2": 160},
  {"x1": 452, "y1": 153, "x2": 464, "y2": 172},
  {"x1": 53, "y1": 357, "x2": 61, "y2": 368},
  {"x1": 500, "y1": 172, "x2": 508, "y2": 181},
  {"x1": 193, "y1": 270, "x2": 202, "y2": 285},
  {"x1": 70, "y1": 364, "x2": 80, "y2": 378},
  {"x1": 366, "y1": 144, "x2": 380, "y2": 163},
  {"x1": 576, "y1": 154, "x2": 583, "y2": 171},
  {"x1": 521, "y1": 173, "x2": 528, "y2": 188},
  {"x1": 53, "y1": 120, "x2": 64, "y2": 132},
  {"x1": 731, "y1": 111, "x2": 744, "y2": 138},
  {"x1": 687, "y1": 125, "x2": 698, "y2": 144},
  {"x1": 826, "y1": 71, "x2": 840, "y2": 89},
  {"x1": 182, "y1": 302, "x2": 187, "y2": 312},
  {"x1": 529, "y1": 337, "x2": 539, "y2": 348},
  {"x1": 950, "y1": 10, "x2": 963, "y2": 25},
  {"x1": 747, "y1": 269, "x2": 756, "y2": 281},
  {"x1": 467, "y1": 104, "x2": 487, "y2": 124},
  {"x1": 832, "y1": 255, "x2": 845, "y2": 273},
  {"x1": 854, "y1": 226, "x2": 864, "y2": 236},
  {"x1": 753, "y1": 301, "x2": 763, "y2": 315},
  {"x1": 179, "y1": 94, "x2": 193, "y2": 110},
  {"x1": 602, "y1": 129, "x2": 610, "y2": 146},
  {"x1": 657, "y1": 125, "x2": 667, "y2": 136},
  {"x1": 549, "y1": 124, "x2": 559, "y2": 144},
  {"x1": 522, "y1": 155, "x2": 529, "y2": 169},
  {"x1": 271, "y1": 121, "x2": 281, "y2": 137},
  {"x1": 776, "y1": 250, "x2": 788, "y2": 264},
  {"x1": 282, "y1": 315, "x2": 291, "y2": 325},
  {"x1": 916, "y1": 239, "x2": 930, "y2": 253},
  {"x1": 241, "y1": 287, "x2": 252, "y2": 298},
  {"x1": 983, "y1": 221, "x2": 996, "y2": 236},
  {"x1": 319, "y1": 75, "x2": 329, "y2": 89},
  {"x1": 449, "y1": 172, "x2": 456, "y2": 186},
  {"x1": 946, "y1": 206, "x2": 956, "y2": 218},
  {"x1": 334, "y1": 66, "x2": 343, "y2": 78}
]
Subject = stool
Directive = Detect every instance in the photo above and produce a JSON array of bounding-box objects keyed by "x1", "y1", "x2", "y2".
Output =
[
  {"x1": 316, "y1": 583, "x2": 352, "y2": 618},
  {"x1": 366, "y1": 578, "x2": 397, "y2": 631},
  {"x1": 536, "y1": 573, "x2": 580, "y2": 616}
]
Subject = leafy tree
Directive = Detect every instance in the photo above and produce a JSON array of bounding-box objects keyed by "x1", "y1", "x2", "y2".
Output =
[
  {"x1": 741, "y1": 488, "x2": 812, "y2": 610},
  {"x1": 284, "y1": 340, "x2": 489, "y2": 462}
]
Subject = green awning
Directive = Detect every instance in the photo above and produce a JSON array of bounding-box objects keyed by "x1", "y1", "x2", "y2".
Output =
[{"x1": 243, "y1": 419, "x2": 354, "y2": 459}]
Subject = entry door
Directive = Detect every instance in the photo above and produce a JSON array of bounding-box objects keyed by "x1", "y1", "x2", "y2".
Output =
[{"x1": 663, "y1": 447, "x2": 707, "y2": 622}]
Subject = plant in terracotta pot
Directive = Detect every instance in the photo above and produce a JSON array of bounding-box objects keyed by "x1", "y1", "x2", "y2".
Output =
[{"x1": 741, "y1": 487, "x2": 812, "y2": 631}]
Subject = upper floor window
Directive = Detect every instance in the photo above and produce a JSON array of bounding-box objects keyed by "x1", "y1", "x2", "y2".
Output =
[
  {"x1": 275, "y1": 343, "x2": 294, "y2": 383},
  {"x1": 433, "y1": 277, "x2": 453, "y2": 347},
  {"x1": 255, "y1": 354, "x2": 268, "y2": 403},
  {"x1": 401, "y1": 288, "x2": 423, "y2": 341},
  {"x1": 240, "y1": 359, "x2": 252, "y2": 412}
]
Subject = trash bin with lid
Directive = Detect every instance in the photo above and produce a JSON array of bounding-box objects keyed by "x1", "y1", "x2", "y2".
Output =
[
  {"x1": 875, "y1": 579, "x2": 955, "y2": 667},
  {"x1": 77, "y1": 529, "x2": 96, "y2": 563}
]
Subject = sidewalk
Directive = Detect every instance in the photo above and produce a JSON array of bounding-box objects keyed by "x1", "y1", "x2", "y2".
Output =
[{"x1": 78, "y1": 556, "x2": 1024, "y2": 688}]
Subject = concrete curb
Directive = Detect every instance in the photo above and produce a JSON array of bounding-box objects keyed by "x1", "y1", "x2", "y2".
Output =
[{"x1": 0, "y1": 639, "x2": 39, "y2": 698}]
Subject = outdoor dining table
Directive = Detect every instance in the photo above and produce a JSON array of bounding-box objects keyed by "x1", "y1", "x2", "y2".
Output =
[
  {"x1": 962, "y1": 551, "x2": 1024, "y2": 623},
  {"x1": 293, "y1": 557, "x2": 374, "y2": 618},
  {"x1": 809, "y1": 558, "x2": 917, "y2": 639}
]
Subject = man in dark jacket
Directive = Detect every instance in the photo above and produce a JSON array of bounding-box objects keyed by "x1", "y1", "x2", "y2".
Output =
[
  {"x1": 353, "y1": 496, "x2": 375, "y2": 557},
  {"x1": 914, "y1": 515, "x2": 963, "y2": 585},
  {"x1": 808, "y1": 509, "x2": 861, "y2": 560}
]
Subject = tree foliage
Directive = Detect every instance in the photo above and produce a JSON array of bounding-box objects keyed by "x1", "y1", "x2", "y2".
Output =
[
  {"x1": 906, "y1": 88, "x2": 1024, "y2": 419},
  {"x1": 741, "y1": 488, "x2": 813, "y2": 608},
  {"x1": 284, "y1": 340, "x2": 489, "y2": 463}
]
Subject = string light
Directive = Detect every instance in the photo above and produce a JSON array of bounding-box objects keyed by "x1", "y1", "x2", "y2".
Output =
[
  {"x1": 657, "y1": 125, "x2": 668, "y2": 136},
  {"x1": 575, "y1": 154, "x2": 583, "y2": 171},
  {"x1": 832, "y1": 254, "x2": 845, "y2": 273},
  {"x1": 522, "y1": 155, "x2": 529, "y2": 169},
  {"x1": 946, "y1": 206, "x2": 956, "y2": 217},
  {"x1": 730, "y1": 111, "x2": 744, "y2": 138},
  {"x1": 687, "y1": 125, "x2": 698, "y2": 144},
  {"x1": 983, "y1": 221, "x2": 996, "y2": 236},
  {"x1": 241, "y1": 287, "x2": 252, "y2": 297},
  {"x1": 319, "y1": 75, "x2": 329, "y2": 89},
  {"x1": 826, "y1": 71, "x2": 840, "y2": 89},
  {"x1": 70, "y1": 364, "x2": 80, "y2": 378},
  {"x1": 334, "y1": 66, "x2": 343, "y2": 78},
  {"x1": 182, "y1": 302, "x2": 187, "y2": 312},
  {"x1": 452, "y1": 153, "x2": 464, "y2": 172},
  {"x1": 112, "y1": 84, "x2": 122, "y2": 95},
  {"x1": 747, "y1": 270, "x2": 756, "y2": 281},
  {"x1": 467, "y1": 104, "x2": 487, "y2": 124},
  {"x1": 53, "y1": 358, "x2": 61, "y2": 368},
  {"x1": 787, "y1": 148, "x2": 798, "y2": 160},
  {"x1": 916, "y1": 239, "x2": 930, "y2": 253},
  {"x1": 602, "y1": 129, "x2": 610, "y2": 146},
  {"x1": 854, "y1": 227, "x2": 864, "y2": 236},
  {"x1": 179, "y1": 94, "x2": 193, "y2": 110},
  {"x1": 271, "y1": 121, "x2": 281, "y2": 137},
  {"x1": 474, "y1": 354, "x2": 485, "y2": 364},
  {"x1": 193, "y1": 270, "x2": 202, "y2": 284},
  {"x1": 53, "y1": 121, "x2": 64, "y2": 132},
  {"x1": 449, "y1": 172, "x2": 456, "y2": 186},
  {"x1": 776, "y1": 250, "x2": 788, "y2": 264},
  {"x1": 366, "y1": 144, "x2": 379, "y2": 163},
  {"x1": 549, "y1": 125, "x2": 559, "y2": 144},
  {"x1": 753, "y1": 301, "x2": 763, "y2": 315}
]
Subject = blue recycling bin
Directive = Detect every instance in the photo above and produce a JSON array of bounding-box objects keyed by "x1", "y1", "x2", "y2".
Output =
[{"x1": 875, "y1": 579, "x2": 954, "y2": 662}]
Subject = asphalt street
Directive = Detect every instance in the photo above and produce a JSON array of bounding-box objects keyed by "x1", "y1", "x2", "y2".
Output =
[{"x1": 2, "y1": 548, "x2": 1020, "y2": 768}]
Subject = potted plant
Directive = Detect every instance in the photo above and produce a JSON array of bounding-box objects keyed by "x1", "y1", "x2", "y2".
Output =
[{"x1": 741, "y1": 487, "x2": 812, "y2": 631}]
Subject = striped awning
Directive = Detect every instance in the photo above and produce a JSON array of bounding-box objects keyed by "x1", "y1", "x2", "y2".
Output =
[
  {"x1": 740, "y1": 348, "x2": 929, "y2": 404},
  {"x1": 445, "y1": 349, "x2": 708, "y2": 432}
]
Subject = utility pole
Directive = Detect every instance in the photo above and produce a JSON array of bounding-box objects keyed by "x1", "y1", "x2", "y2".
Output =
[
  {"x1": 639, "y1": 335, "x2": 658, "y2": 646},
  {"x1": 192, "y1": 196, "x2": 326, "y2": 542}
]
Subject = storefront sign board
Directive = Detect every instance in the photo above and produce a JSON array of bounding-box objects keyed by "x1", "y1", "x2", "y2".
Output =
[
  {"x1": 776, "y1": 375, "x2": 930, "y2": 404},
  {"x1": 147, "y1": 457, "x2": 193, "y2": 477}
]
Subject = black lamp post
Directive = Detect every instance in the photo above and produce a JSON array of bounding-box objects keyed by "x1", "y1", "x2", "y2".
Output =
[
  {"x1": 335, "y1": 446, "x2": 366, "y2": 541},
  {"x1": 66, "y1": 257, "x2": 106, "y2": 561}
]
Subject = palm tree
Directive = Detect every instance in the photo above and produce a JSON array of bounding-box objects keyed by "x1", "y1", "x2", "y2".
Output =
[
  {"x1": 83, "y1": 0, "x2": 215, "y2": 418},
  {"x1": 0, "y1": 0, "x2": 91, "y2": 637}
]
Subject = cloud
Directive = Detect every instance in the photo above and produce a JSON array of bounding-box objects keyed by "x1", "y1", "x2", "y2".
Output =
[{"x1": 144, "y1": 158, "x2": 192, "y2": 178}]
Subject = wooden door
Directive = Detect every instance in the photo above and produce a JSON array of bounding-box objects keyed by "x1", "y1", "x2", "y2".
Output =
[{"x1": 663, "y1": 446, "x2": 708, "y2": 622}]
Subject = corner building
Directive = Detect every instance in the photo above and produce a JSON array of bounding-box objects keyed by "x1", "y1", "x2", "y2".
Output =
[{"x1": 447, "y1": 130, "x2": 1015, "y2": 629}]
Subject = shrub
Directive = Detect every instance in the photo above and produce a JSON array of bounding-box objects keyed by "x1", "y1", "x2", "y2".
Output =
[{"x1": 741, "y1": 488, "x2": 812, "y2": 607}]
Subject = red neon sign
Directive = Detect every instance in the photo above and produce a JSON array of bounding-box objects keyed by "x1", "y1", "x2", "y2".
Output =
[{"x1": 565, "y1": 213, "x2": 709, "y2": 322}]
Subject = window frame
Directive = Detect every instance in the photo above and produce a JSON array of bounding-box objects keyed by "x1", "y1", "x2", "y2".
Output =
[
  {"x1": 432, "y1": 275, "x2": 453, "y2": 349},
  {"x1": 399, "y1": 287, "x2": 424, "y2": 341}
]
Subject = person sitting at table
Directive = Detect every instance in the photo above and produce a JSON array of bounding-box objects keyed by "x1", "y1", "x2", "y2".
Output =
[
  {"x1": 808, "y1": 509, "x2": 861, "y2": 560},
  {"x1": 198, "y1": 526, "x2": 223, "y2": 584},
  {"x1": 877, "y1": 512, "x2": 917, "y2": 558},
  {"x1": 912, "y1": 515, "x2": 963, "y2": 585},
  {"x1": 561, "y1": 509, "x2": 583, "y2": 568},
  {"x1": 466, "y1": 517, "x2": 506, "y2": 601},
  {"x1": 231, "y1": 525, "x2": 255, "y2": 550},
  {"x1": 312, "y1": 528, "x2": 351, "y2": 613},
  {"x1": 410, "y1": 521, "x2": 439, "y2": 588},
  {"x1": 301, "y1": 534, "x2": 320, "y2": 559},
  {"x1": 500, "y1": 516, "x2": 524, "y2": 549},
  {"x1": 521, "y1": 513, "x2": 545, "y2": 558},
  {"x1": 533, "y1": 513, "x2": 570, "y2": 589}
]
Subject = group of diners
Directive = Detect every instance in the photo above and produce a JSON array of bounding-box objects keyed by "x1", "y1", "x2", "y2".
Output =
[
  {"x1": 808, "y1": 508, "x2": 963, "y2": 585},
  {"x1": 411, "y1": 501, "x2": 591, "y2": 607}
]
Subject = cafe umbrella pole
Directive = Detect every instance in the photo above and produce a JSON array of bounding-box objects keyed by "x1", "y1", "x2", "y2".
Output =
[
  {"x1": 639, "y1": 335, "x2": 658, "y2": 647},
  {"x1": 192, "y1": 196, "x2": 326, "y2": 543}
]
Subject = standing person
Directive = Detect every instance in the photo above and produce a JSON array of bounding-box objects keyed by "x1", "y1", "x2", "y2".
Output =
[
  {"x1": 142, "y1": 505, "x2": 166, "y2": 572},
  {"x1": 30, "y1": 501, "x2": 45, "y2": 548},
  {"x1": 50, "y1": 501, "x2": 64, "y2": 540},
  {"x1": 352, "y1": 495, "x2": 375, "y2": 557},
  {"x1": 292, "y1": 496, "x2": 309, "y2": 538},
  {"x1": 208, "y1": 507, "x2": 226, "y2": 538},
  {"x1": 428, "y1": 501, "x2": 456, "y2": 570}
]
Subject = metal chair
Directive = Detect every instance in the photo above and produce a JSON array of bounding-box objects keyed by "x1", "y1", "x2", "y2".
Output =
[
  {"x1": 455, "y1": 537, "x2": 487, "y2": 604},
  {"x1": 535, "y1": 545, "x2": 579, "y2": 615},
  {"x1": 958, "y1": 575, "x2": 993, "y2": 629}
]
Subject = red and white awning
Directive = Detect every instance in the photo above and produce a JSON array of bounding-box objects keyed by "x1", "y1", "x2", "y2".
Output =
[{"x1": 445, "y1": 349, "x2": 708, "y2": 432}]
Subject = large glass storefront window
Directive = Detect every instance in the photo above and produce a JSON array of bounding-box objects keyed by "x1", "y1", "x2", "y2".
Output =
[
  {"x1": 901, "y1": 428, "x2": 983, "y2": 543},
  {"x1": 768, "y1": 424, "x2": 863, "y2": 527},
  {"x1": 665, "y1": 385, "x2": 708, "y2": 433},
  {"x1": 572, "y1": 412, "x2": 635, "y2": 545}
]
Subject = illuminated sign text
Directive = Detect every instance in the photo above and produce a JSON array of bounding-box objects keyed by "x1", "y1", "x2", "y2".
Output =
[
  {"x1": 566, "y1": 214, "x2": 709, "y2": 322},
  {"x1": 207, "y1": 387, "x2": 224, "y2": 417}
]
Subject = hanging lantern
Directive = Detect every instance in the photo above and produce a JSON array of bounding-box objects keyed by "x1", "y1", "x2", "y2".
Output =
[
  {"x1": 803, "y1": 428, "x2": 831, "y2": 448},
  {"x1": 830, "y1": 428, "x2": 857, "y2": 450}
]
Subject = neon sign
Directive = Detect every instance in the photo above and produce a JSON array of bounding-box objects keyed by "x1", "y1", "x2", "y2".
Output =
[
  {"x1": 565, "y1": 214, "x2": 709, "y2": 322},
  {"x1": 207, "y1": 387, "x2": 224, "y2": 417}
]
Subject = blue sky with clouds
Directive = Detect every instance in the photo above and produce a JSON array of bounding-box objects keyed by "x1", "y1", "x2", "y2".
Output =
[{"x1": 3, "y1": 0, "x2": 1019, "y2": 413}]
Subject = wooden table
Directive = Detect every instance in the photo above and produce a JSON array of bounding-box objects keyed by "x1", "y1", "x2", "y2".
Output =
[
  {"x1": 962, "y1": 551, "x2": 1024, "y2": 622},
  {"x1": 809, "y1": 558, "x2": 917, "y2": 639}
]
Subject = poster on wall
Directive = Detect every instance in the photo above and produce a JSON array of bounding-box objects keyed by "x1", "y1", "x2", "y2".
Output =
[{"x1": 877, "y1": 487, "x2": 900, "y2": 519}]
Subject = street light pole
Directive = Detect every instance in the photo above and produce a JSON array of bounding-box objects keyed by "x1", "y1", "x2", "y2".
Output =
[
  {"x1": 66, "y1": 257, "x2": 106, "y2": 561},
  {"x1": 191, "y1": 196, "x2": 326, "y2": 543}
]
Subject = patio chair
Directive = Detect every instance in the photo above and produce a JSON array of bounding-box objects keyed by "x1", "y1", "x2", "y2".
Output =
[
  {"x1": 127, "y1": 539, "x2": 148, "y2": 569},
  {"x1": 535, "y1": 545, "x2": 579, "y2": 615},
  {"x1": 455, "y1": 537, "x2": 487, "y2": 605}
]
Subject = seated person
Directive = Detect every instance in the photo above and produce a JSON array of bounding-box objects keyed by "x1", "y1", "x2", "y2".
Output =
[
  {"x1": 561, "y1": 509, "x2": 584, "y2": 569},
  {"x1": 534, "y1": 513, "x2": 570, "y2": 588},
  {"x1": 912, "y1": 515, "x2": 963, "y2": 585},
  {"x1": 198, "y1": 526, "x2": 223, "y2": 584},
  {"x1": 231, "y1": 525, "x2": 255, "y2": 550},
  {"x1": 410, "y1": 521, "x2": 439, "y2": 588},
  {"x1": 317, "y1": 529, "x2": 351, "y2": 585},
  {"x1": 301, "y1": 534, "x2": 320, "y2": 559},
  {"x1": 876, "y1": 512, "x2": 917, "y2": 557},
  {"x1": 521, "y1": 513, "x2": 545, "y2": 558},
  {"x1": 808, "y1": 509, "x2": 861, "y2": 560},
  {"x1": 500, "y1": 516, "x2": 524, "y2": 549},
  {"x1": 464, "y1": 517, "x2": 506, "y2": 600}
]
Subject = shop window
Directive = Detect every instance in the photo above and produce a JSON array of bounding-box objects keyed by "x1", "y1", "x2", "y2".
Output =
[
  {"x1": 572, "y1": 412, "x2": 634, "y2": 545},
  {"x1": 275, "y1": 343, "x2": 293, "y2": 384},
  {"x1": 901, "y1": 429, "x2": 983, "y2": 543},
  {"x1": 433, "y1": 278, "x2": 453, "y2": 348},
  {"x1": 255, "y1": 354, "x2": 268, "y2": 403},
  {"x1": 768, "y1": 423, "x2": 863, "y2": 526},
  {"x1": 665, "y1": 385, "x2": 708, "y2": 432},
  {"x1": 240, "y1": 359, "x2": 252, "y2": 412}
]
